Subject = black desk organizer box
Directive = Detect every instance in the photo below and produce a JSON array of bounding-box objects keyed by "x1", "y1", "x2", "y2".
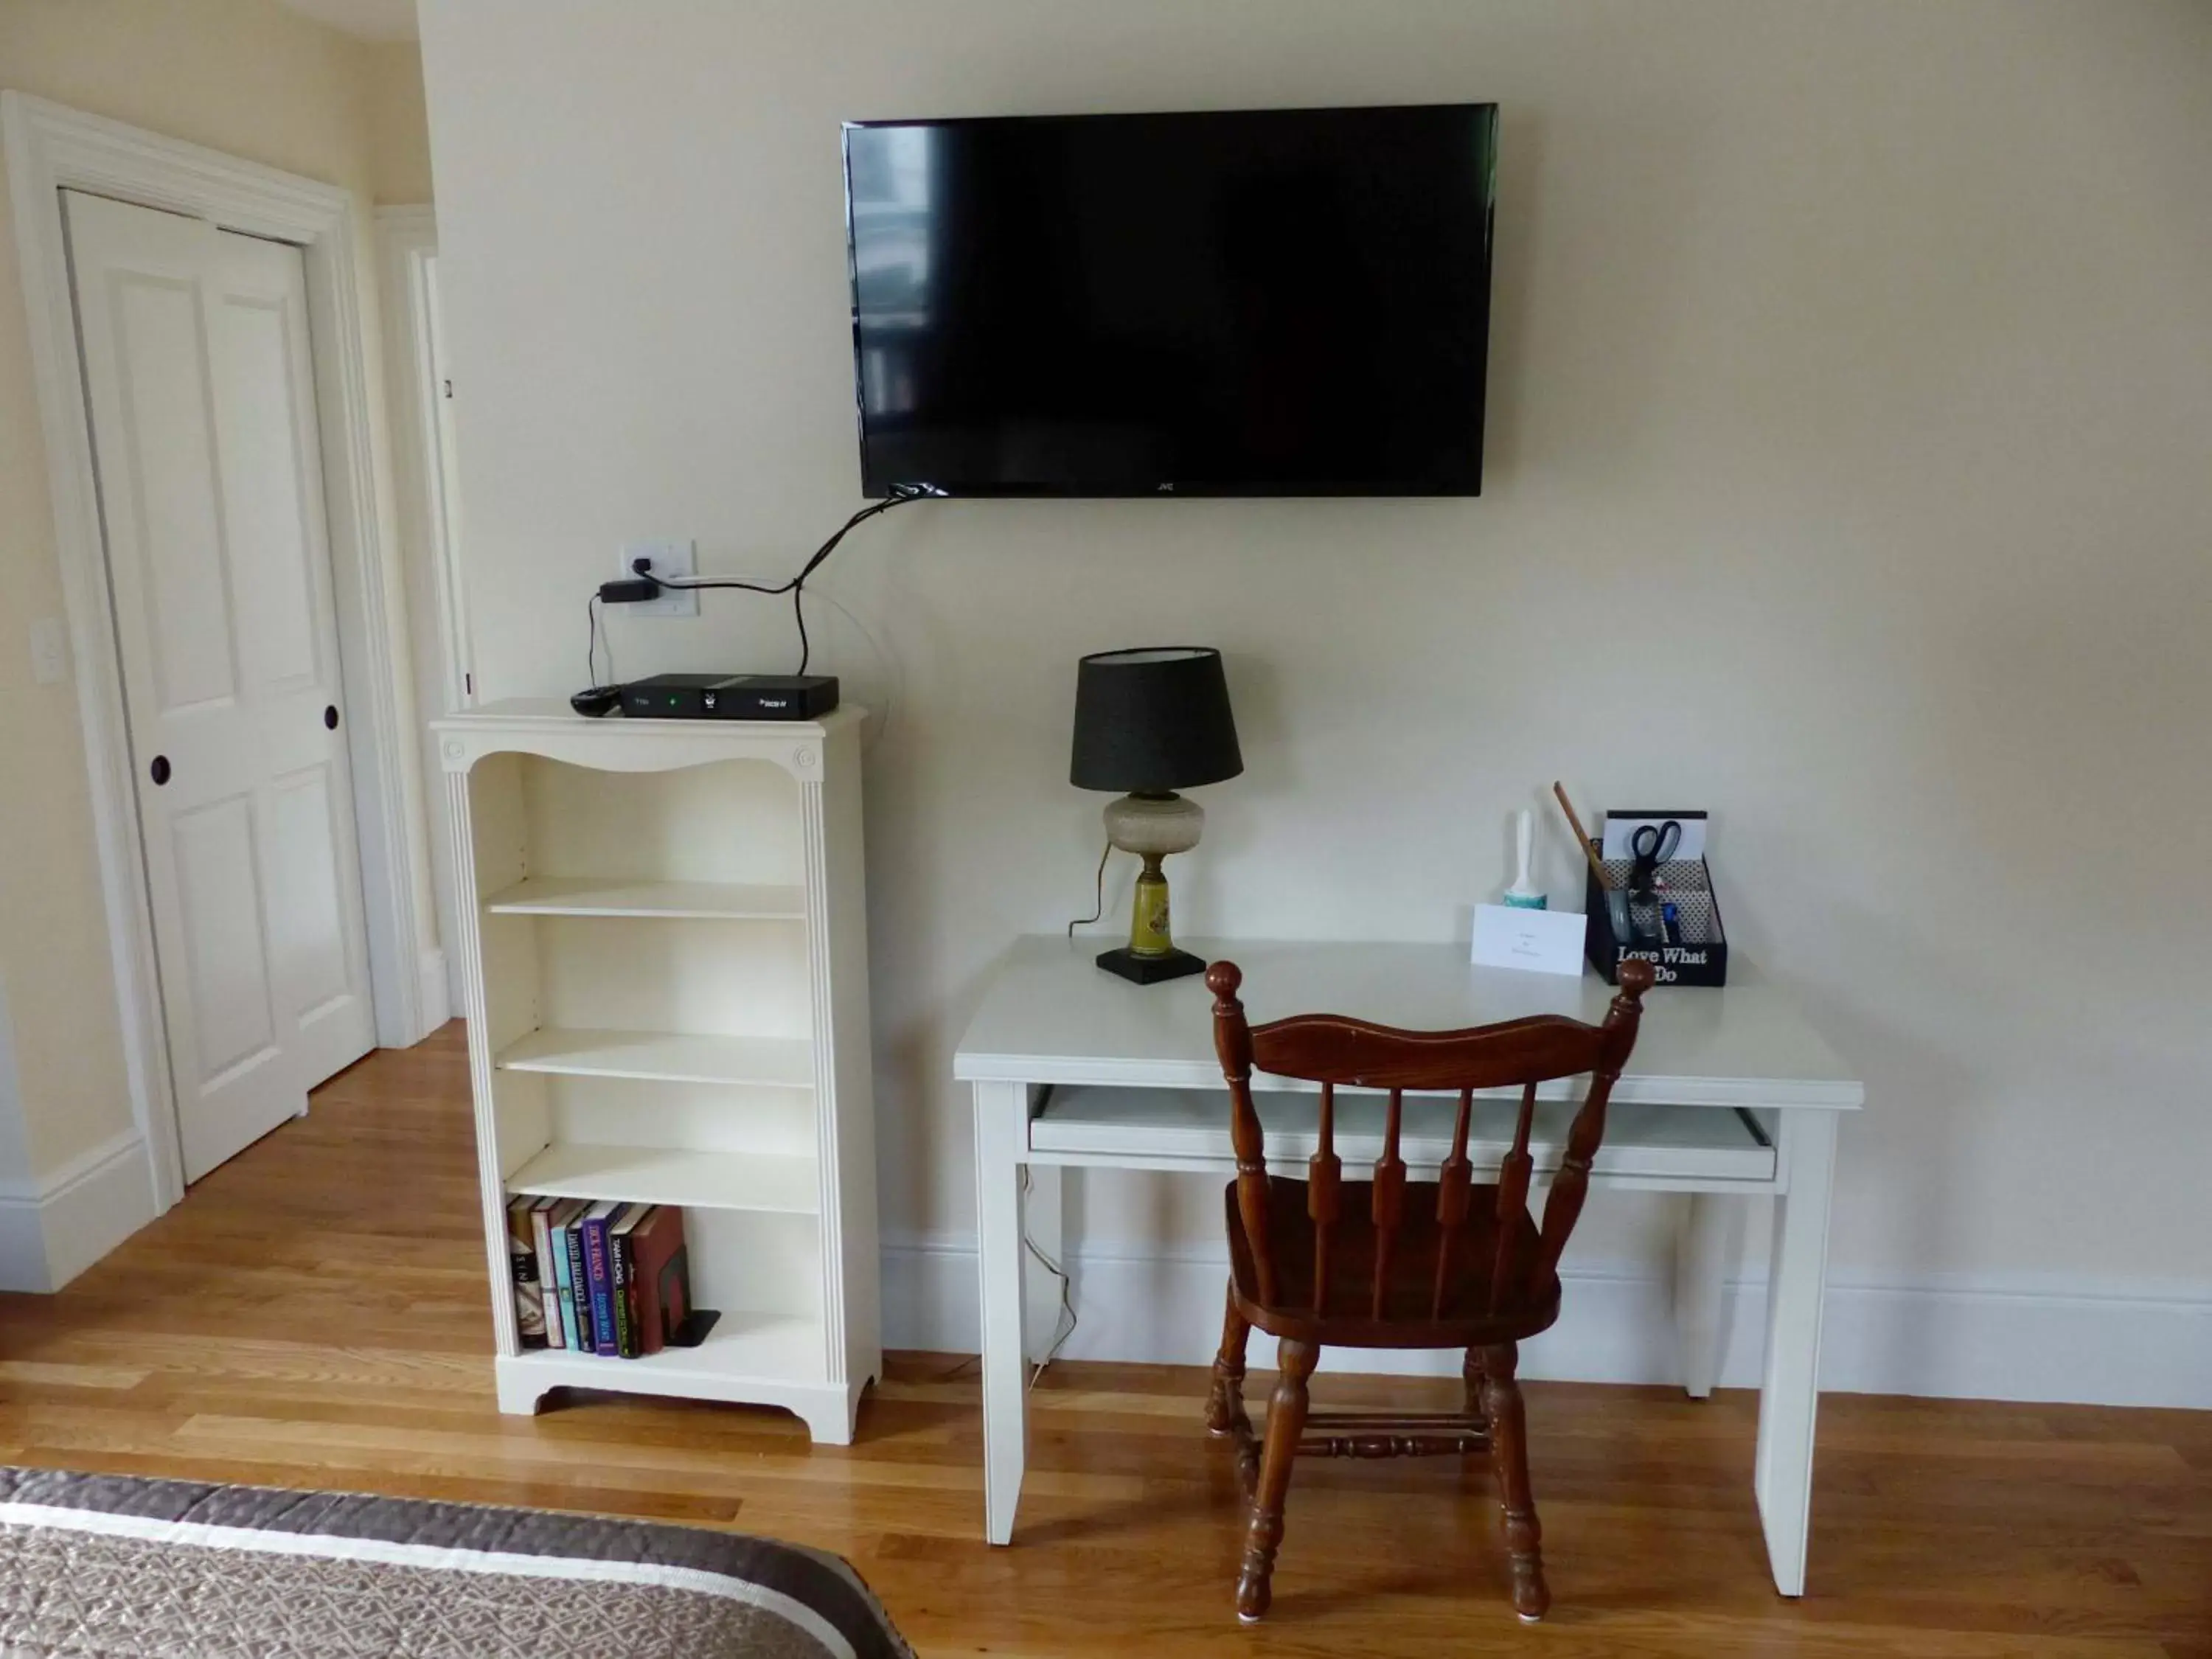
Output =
[{"x1": 1582, "y1": 846, "x2": 1729, "y2": 987}]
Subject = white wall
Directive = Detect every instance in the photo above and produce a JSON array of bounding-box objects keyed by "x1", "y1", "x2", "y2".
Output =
[{"x1": 419, "y1": 0, "x2": 2212, "y2": 1401}]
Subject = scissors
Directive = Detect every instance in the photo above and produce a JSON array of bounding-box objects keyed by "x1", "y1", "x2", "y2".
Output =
[{"x1": 1627, "y1": 818, "x2": 1682, "y2": 895}]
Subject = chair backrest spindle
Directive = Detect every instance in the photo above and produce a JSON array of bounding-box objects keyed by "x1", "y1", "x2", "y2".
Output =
[
  {"x1": 1310, "y1": 1081, "x2": 1340, "y2": 1312},
  {"x1": 1431, "y1": 1088, "x2": 1475, "y2": 1317},
  {"x1": 1207, "y1": 959, "x2": 1655, "y2": 1326},
  {"x1": 1488, "y1": 1082, "x2": 1539, "y2": 1315},
  {"x1": 1370, "y1": 1088, "x2": 1407, "y2": 1318}
]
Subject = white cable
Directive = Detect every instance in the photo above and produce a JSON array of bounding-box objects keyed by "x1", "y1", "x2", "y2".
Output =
[
  {"x1": 1020, "y1": 1167, "x2": 1077, "y2": 1387},
  {"x1": 807, "y1": 585, "x2": 897, "y2": 754}
]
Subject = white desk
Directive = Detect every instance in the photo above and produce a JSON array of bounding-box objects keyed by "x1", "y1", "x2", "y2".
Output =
[{"x1": 953, "y1": 935, "x2": 1863, "y2": 1596}]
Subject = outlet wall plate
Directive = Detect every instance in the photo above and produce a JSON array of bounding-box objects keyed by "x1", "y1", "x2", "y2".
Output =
[{"x1": 617, "y1": 538, "x2": 699, "y2": 617}]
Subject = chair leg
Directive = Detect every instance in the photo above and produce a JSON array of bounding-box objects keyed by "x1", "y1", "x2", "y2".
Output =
[
  {"x1": 1481, "y1": 1341, "x2": 1550, "y2": 1622},
  {"x1": 1205, "y1": 1284, "x2": 1251, "y2": 1436},
  {"x1": 1236, "y1": 1337, "x2": 1318, "y2": 1624},
  {"x1": 1461, "y1": 1348, "x2": 1489, "y2": 1472}
]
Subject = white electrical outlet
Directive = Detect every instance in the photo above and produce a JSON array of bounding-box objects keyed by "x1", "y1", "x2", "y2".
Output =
[
  {"x1": 29, "y1": 617, "x2": 69, "y2": 686},
  {"x1": 616, "y1": 539, "x2": 699, "y2": 617}
]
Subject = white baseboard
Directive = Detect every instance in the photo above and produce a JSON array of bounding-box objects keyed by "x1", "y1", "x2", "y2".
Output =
[
  {"x1": 0, "y1": 1128, "x2": 156, "y2": 1293},
  {"x1": 881, "y1": 1233, "x2": 2212, "y2": 1411},
  {"x1": 417, "y1": 947, "x2": 456, "y2": 1036}
]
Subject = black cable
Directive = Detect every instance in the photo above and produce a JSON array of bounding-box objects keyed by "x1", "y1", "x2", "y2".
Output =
[
  {"x1": 1066, "y1": 841, "x2": 1113, "y2": 937},
  {"x1": 585, "y1": 592, "x2": 602, "y2": 685},
  {"x1": 641, "y1": 485, "x2": 934, "y2": 672}
]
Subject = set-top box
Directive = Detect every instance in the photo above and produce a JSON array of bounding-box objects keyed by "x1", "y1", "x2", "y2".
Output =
[{"x1": 619, "y1": 673, "x2": 840, "y2": 721}]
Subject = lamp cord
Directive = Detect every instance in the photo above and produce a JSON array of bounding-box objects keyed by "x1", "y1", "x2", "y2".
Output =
[{"x1": 1065, "y1": 839, "x2": 1113, "y2": 937}]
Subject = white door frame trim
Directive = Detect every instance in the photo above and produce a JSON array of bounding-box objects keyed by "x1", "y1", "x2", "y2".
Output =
[
  {"x1": 374, "y1": 206, "x2": 471, "y2": 714},
  {"x1": 1, "y1": 91, "x2": 429, "y2": 1211},
  {"x1": 376, "y1": 204, "x2": 469, "y2": 1020}
]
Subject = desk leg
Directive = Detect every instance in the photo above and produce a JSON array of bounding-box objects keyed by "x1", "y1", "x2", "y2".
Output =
[
  {"x1": 1753, "y1": 1109, "x2": 1838, "y2": 1597},
  {"x1": 974, "y1": 1080, "x2": 1030, "y2": 1546},
  {"x1": 1673, "y1": 1192, "x2": 1731, "y2": 1399},
  {"x1": 1023, "y1": 1164, "x2": 1065, "y2": 1366}
]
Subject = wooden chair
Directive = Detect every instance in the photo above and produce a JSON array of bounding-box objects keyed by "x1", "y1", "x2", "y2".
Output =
[{"x1": 1203, "y1": 956, "x2": 1655, "y2": 1624}]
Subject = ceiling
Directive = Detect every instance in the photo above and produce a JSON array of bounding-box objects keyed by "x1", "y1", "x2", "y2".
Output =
[{"x1": 276, "y1": 0, "x2": 417, "y2": 42}]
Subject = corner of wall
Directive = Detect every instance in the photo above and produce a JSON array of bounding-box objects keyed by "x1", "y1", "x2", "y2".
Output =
[{"x1": 0, "y1": 966, "x2": 154, "y2": 1293}]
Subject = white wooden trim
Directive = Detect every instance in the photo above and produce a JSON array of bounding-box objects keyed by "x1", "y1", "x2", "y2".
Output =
[
  {"x1": 973, "y1": 1079, "x2": 1031, "y2": 1546},
  {"x1": 883, "y1": 1228, "x2": 2212, "y2": 1411},
  {"x1": 415, "y1": 947, "x2": 451, "y2": 1032},
  {"x1": 1672, "y1": 1192, "x2": 1734, "y2": 1399},
  {"x1": 435, "y1": 699, "x2": 863, "y2": 776},
  {"x1": 374, "y1": 206, "x2": 470, "y2": 712},
  {"x1": 0, "y1": 1127, "x2": 156, "y2": 1293},
  {"x1": 954, "y1": 1050, "x2": 1865, "y2": 1111},
  {"x1": 1755, "y1": 1107, "x2": 1837, "y2": 1597},
  {"x1": 376, "y1": 206, "x2": 467, "y2": 1021},
  {"x1": 1, "y1": 93, "x2": 432, "y2": 1214}
]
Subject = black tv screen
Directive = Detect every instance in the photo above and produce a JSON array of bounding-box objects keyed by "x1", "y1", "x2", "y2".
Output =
[{"x1": 842, "y1": 103, "x2": 1499, "y2": 498}]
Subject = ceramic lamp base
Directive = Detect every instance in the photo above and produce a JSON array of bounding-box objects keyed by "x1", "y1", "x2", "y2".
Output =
[{"x1": 1095, "y1": 946, "x2": 1207, "y2": 985}]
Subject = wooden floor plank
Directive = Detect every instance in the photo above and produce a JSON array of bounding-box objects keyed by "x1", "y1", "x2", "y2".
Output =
[{"x1": 0, "y1": 1023, "x2": 2203, "y2": 1655}]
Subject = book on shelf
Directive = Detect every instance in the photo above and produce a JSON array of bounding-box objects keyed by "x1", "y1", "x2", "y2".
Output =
[
  {"x1": 610, "y1": 1204, "x2": 647, "y2": 1359},
  {"x1": 504, "y1": 1197, "x2": 548, "y2": 1350},
  {"x1": 532, "y1": 1197, "x2": 577, "y2": 1350},
  {"x1": 504, "y1": 1198, "x2": 703, "y2": 1361},
  {"x1": 580, "y1": 1200, "x2": 626, "y2": 1359},
  {"x1": 556, "y1": 1199, "x2": 595, "y2": 1352}
]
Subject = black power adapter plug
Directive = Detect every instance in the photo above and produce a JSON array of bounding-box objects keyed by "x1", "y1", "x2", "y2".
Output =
[{"x1": 598, "y1": 577, "x2": 661, "y2": 604}]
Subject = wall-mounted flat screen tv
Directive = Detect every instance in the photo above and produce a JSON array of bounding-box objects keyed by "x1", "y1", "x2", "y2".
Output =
[{"x1": 843, "y1": 103, "x2": 1499, "y2": 498}]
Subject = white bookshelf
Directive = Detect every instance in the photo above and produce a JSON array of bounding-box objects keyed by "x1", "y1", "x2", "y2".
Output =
[
  {"x1": 435, "y1": 700, "x2": 880, "y2": 1444},
  {"x1": 495, "y1": 1028, "x2": 816, "y2": 1089}
]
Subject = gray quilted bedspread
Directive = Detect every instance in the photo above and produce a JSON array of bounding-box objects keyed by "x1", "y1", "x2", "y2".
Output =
[{"x1": 0, "y1": 1467, "x2": 910, "y2": 1659}]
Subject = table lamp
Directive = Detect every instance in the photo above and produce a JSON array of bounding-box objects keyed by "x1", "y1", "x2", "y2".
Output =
[{"x1": 1070, "y1": 647, "x2": 1244, "y2": 984}]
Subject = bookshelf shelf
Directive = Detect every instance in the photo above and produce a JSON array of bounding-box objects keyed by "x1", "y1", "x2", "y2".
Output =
[
  {"x1": 484, "y1": 876, "x2": 807, "y2": 920},
  {"x1": 507, "y1": 1312, "x2": 827, "y2": 1390},
  {"x1": 495, "y1": 1027, "x2": 815, "y2": 1090},
  {"x1": 507, "y1": 1142, "x2": 819, "y2": 1214},
  {"x1": 438, "y1": 703, "x2": 881, "y2": 1446}
]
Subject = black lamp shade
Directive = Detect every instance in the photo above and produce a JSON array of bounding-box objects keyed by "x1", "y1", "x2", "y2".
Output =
[{"x1": 1070, "y1": 647, "x2": 1244, "y2": 793}]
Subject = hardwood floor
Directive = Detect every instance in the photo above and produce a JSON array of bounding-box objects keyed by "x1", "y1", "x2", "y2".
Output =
[{"x1": 1, "y1": 1025, "x2": 2205, "y2": 1656}]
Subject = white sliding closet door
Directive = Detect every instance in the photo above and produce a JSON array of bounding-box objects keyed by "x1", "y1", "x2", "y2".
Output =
[{"x1": 66, "y1": 189, "x2": 376, "y2": 1182}]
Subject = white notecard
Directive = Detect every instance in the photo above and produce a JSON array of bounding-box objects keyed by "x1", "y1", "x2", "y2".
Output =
[{"x1": 1470, "y1": 903, "x2": 1587, "y2": 977}]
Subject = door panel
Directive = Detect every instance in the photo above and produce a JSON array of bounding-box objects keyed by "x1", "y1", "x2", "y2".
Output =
[
  {"x1": 211, "y1": 227, "x2": 378, "y2": 1095},
  {"x1": 110, "y1": 271, "x2": 237, "y2": 714},
  {"x1": 214, "y1": 293, "x2": 322, "y2": 693},
  {"x1": 268, "y1": 765, "x2": 355, "y2": 1016},
  {"x1": 169, "y1": 794, "x2": 279, "y2": 1087},
  {"x1": 66, "y1": 190, "x2": 377, "y2": 1183}
]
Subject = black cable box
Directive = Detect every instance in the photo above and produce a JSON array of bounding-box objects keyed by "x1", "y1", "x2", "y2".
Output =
[{"x1": 619, "y1": 673, "x2": 840, "y2": 721}]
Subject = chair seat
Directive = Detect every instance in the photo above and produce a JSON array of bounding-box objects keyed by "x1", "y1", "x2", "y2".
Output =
[{"x1": 1225, "y1": 1175, "x2": 1560, "y2": 1349}]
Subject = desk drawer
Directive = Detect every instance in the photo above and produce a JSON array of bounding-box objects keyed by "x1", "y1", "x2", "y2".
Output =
[{"x1": 1029, "y1": 1088, "x2": 1777, "y2": 1184}]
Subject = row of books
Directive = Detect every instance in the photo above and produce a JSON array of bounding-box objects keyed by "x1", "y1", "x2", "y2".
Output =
[{"x1": 506, "y1": 1197, "x2": 695, "y2": 1359}]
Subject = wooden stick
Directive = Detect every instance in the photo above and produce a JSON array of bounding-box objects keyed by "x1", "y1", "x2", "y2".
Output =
[{"x1": 1551, "y1": 782, "x2": 1614, "y2": 890}]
